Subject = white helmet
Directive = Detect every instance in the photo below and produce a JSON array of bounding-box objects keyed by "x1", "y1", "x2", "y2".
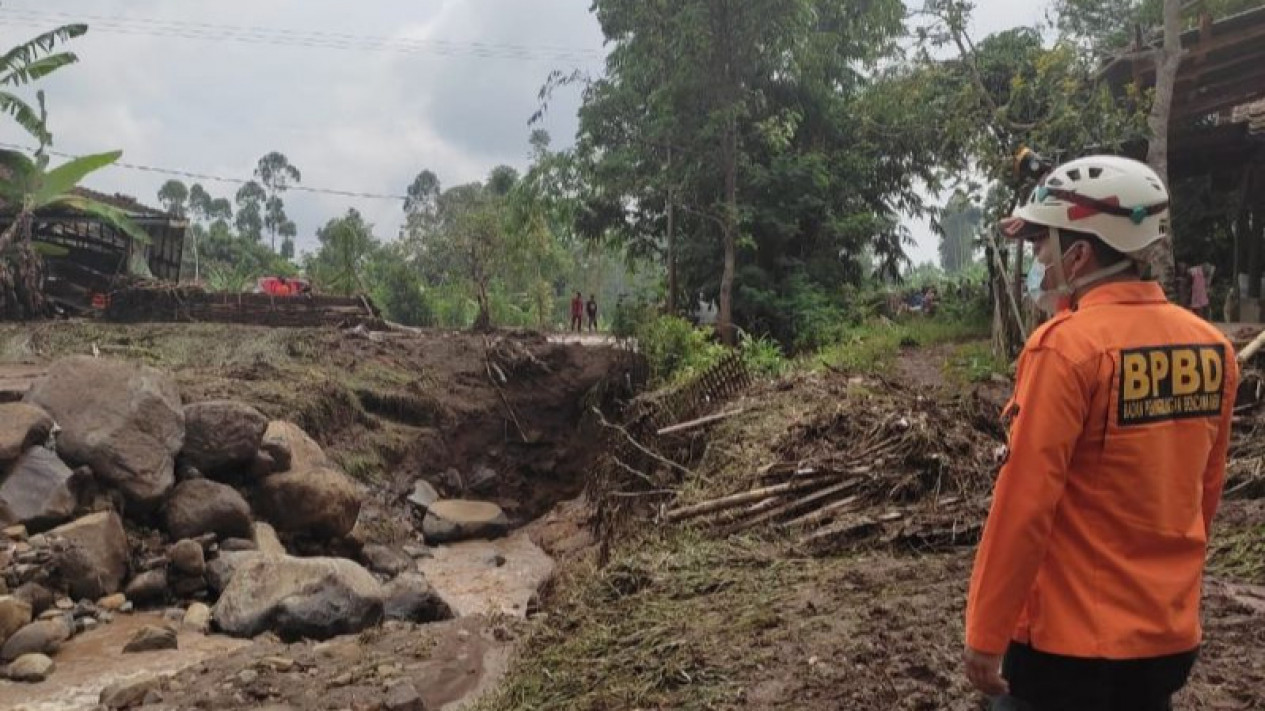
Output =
[{"x1": 1000, "y1": 155, "x2": 1170, "y2": 254}]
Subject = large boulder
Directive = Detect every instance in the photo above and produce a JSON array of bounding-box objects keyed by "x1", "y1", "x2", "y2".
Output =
[
  {"x1": 0, "y1": 595, "x2": 33, "y2": 645},
  {"x1": 164, "y1": 479, "x2": 253, "y2": 541},
  {"x1": 5, "y1": 652, "x2": 55, "y2": 682},
  {"x1": 49, "y1": 512, "x2": 129, "y2": 600},
  {"x1": 382, "y1": 574, "x2": 453, "y2": 623},
  {"x1": 360, "y1": 544, "x2": 414, "y2": 578},
  {"x1": 0, "y1": 403, "x2": 53, "y2": 465},
  {"x1": 25, "y1": 357, "x2": 184, "y2": 506},
  {"x1": 181, "y1": 401, "x2": 268, "y2": 478},
  {"x1": 422, "y1": 500, "x2": 509, "y2": 544},
  {"x1": 254, "y1": 467, "x2": 360, "y2": 539},
  {"x1": 0, "y1": 447, "x2": 86, "y2": 532},
  {"x1": 206, "y1": 551, "x2": 259, "y2": 595},
  {"x1": 212, "y1": 556, "x2": 383, "y2": 641},
  {"x1": 262, "y1": 421, "x2": 327, "y2": 473},
  {"x1": 1, "y1": 617, "x2": 71, "y2": 662}
]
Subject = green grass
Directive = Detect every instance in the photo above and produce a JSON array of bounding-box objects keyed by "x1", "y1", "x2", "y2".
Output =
[
  {"x1": 472, "y1": 532, "x2": 827, "y2": 711},
  {"x1": 810, "y1": 315, "x2": 990, "y2": 376},
  {"x1": 945, "y1": 341, "x2": 1013, "y2": 386},
  {"x1": 1209, "y1": 523, "x2": 1265, "y2": 584}
]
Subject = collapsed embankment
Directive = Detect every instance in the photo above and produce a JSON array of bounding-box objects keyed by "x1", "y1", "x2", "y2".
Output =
[{"x1": 0, "y1": 322, "x2": 639, "y2": 710}]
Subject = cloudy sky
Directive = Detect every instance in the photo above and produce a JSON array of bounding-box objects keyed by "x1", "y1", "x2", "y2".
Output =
[{"x1": 0, "y1": 0, "x2": 1048, "y2": 265}]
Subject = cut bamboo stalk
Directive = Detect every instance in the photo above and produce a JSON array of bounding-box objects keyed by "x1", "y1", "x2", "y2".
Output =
[
  {"x1": 657, "y1": 408, "x2": 743, "y2": 436},
  {"x1": 723, "y1": 479, "x2": 862, "y2": 535},
  {"x1": 1239, "y1": 328, "x2": 1265, "y2": 363},
  {"x1": 781, "y1": 494, "x2": 862, "y2": 530},
  {"x1": 798, "y1": 515, "x2": 878, "y2": 548},
  {"x1": 665, "y1": 475, "x2": 839, "y2": 523}
]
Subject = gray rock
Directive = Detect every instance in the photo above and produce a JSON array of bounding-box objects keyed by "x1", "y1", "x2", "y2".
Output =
[
  {"x1": 421, "y1": 500, "x2": 509, "y2": 544},
  {"x1": 205, "y1": 551, "x2": 260, "y2": 595},
  {"x1": 170, "y1": 575, "x2": 206, "y2": 598},
  {"x1": 0, "y1": 403, "x2": 53, "y2": 465},
  {"x1": 250, "y1": 451, "x2": 277, "y2": 479},
  {"x1": 382, "y1": 574, "x2": 452, "y2": 624},
  {"x1": 122, "y1": 624, "x2": 177, "y2": 653},
  {"x1": 0, "y1": 595, "x2": 34, "y2": 646},
  {"x1": 402, "y1": 544, "x2": 431, "y2": 560},
  {"x1": 466, "y1": 465, "x2": 498, "y2": 494},
  {"x1": 182, "y1": 602, "x2": 211, "y2": 633},
  {"x1": 5, "y1": 652, "x2": 55, "y2": 682},
  {"x1": 168, "y1": 539, "x2": 205, "y2": 577},
  {"x1": 12, "y1": 583, "x2": 52, "y2": 616},
  {"x1": 163, "y1": 479, "x2": 253, "y2": 541},
  {"x1": 50, "y1": 512, "x2": 129, "y2": 600},
  {"x1": 212, "y1": 556, "x2": 383, "y2": 641},
  {"x1": 253, "y1": 522, "x2": 286, "y2": 557},
  {"x1": 124, "y1": 570, "x2": 168, "y2": 605},
  {"x1": 360, "y1": 544, "x2": 414, "y2": 578},
  {"x1": 262, "y1": 421, "x2": 326, "y2": 474},
  {"x1": 25, "y1": 357, "x2": 184, "y2": 506},
  {"x1": 100, "y1": 675, "x2": 160, "y2": 709},
  {"x1": 254, "y1": 467, "x2": 361, "y2": 539},
  {"x1": 1, "y1": 617, "x2": 71, "y2": 661},
  {"x1": 180, "y1": 401, "x2": 268, "y2": 478},
  {"x1": 0, "y1": 446, "x2": 87, "y2": 532},
  {"x1": 406, "y1": 480, "x2": 439, "y2": 512},
  {"x1": 384, "y1": 680, "x2": 424, "y2": 711},
  {"x1": 219, "y1": 538, "x2": 257, "y2": 552}
]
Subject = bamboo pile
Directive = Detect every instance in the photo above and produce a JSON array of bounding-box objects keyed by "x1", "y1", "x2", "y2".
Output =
[{"x1": 664, "y1": 393, "x2": 1004, "y2": 554}]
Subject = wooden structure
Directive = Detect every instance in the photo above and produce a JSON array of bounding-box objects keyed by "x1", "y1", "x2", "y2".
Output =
[
  {"x1": 1101, "y1": 5, "x2": 1265, "y2": 320},
  {"x1": 104, "y1": 285, "x2": 384, "y2": 329},
  {"x1": 0, "y1": 188, "x2": 188, "y2": 312}
]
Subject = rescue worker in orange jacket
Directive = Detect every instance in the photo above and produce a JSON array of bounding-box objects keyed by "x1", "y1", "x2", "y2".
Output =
[{"x1": 964, "y1": 156, "x2": 1238, "y2": 710}]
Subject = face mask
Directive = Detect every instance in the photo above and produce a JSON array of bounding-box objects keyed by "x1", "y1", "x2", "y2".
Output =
[{"x1": 1025, "y1": 234, "x2": 1133, "y2": 314}]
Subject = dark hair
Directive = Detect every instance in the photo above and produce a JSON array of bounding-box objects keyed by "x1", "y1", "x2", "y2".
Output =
[{"x1": 1057, "y1": 228, "x2": 1131, "y2": 269}]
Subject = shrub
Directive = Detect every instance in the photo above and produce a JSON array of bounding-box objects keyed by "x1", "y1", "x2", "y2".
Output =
[{"x1": 637, "y1": 315, "x2": 725, "y2": 385}]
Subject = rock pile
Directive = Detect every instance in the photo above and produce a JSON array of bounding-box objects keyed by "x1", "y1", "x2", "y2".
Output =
[{"x1": 1, "y1": 356, "x2": 438, "y2": 684}]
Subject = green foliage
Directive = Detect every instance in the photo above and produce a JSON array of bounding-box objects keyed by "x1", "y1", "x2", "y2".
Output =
[
  {"x1": 738, "y1": 331, "x2": 788, "y2": 379},
  {"x1": 0, "y1": 24, "x2": 86, "y2": 147},
  {"x1": 815, "y1": 315, "x2": 991, "y2": 376},
  {"x1": 157, "y1": 179, "x2": 188, "y2": 217},
  {"x1": 636, "y1": 315, "x2": 726, "y2": 386},
  {"x1": 307, "y1": 209, "x2": 379, "y2": 296}
]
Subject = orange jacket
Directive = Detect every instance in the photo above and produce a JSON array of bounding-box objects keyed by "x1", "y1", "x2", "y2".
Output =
[{"x1": 966, "y1": 281, "x2": 1237, "y2": 659}]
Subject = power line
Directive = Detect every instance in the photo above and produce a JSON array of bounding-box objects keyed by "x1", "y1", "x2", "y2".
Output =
[
  {"x1": 0, "y1": 7, "x2": 606, "y2": 63},
  {"x1": 0, "y1": 142, "x2": 408, "y2": 202}
]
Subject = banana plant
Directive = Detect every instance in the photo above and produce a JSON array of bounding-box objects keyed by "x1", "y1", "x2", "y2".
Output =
[{"x1": 0, "y1": 24, "x2": 87, "y2": 146}]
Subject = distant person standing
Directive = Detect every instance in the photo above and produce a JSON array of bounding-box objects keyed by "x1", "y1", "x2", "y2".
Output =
[
  {"x1": 1189, "y1": 263, "x2": 1211, "y2": 320},
  {"x1": 570, "y1": 291, "x2": 584, "y2": 332},
  {"x1": 586, "y1": 295, "x2": 598, "y2": 332}
]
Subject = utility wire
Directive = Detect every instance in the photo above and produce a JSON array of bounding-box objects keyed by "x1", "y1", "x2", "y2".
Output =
[
  {"x1": 0, "y1": 7, "x2": 605, "y2": 63},
  {"x1": 0, "y1": 142, "x2": 408, "y2": 201}
]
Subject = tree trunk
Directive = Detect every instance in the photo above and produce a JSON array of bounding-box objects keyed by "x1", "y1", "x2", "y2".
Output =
[
  {"x1": 0, "y1": 215, "x2": 48, "y2": 321},
  {"x1": 1145, "y1": 0, "x2": 1182, "y2": 296},
  {"x1": 666, "y1": 146, "x2": 678, "y2": 315},
  {"x1": 718, "y1": 122, "x2": 738, "y2": 346}
]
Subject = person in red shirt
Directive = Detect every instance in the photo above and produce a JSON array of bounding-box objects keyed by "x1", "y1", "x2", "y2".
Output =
[
  {"x1": 570, "y1": 291, "x2": 584, "y2": 333},
  {"x1": 965, "y1": 156, "x2": 1237, "y2": 710}
]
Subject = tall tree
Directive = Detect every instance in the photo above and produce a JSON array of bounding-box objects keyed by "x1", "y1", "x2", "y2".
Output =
[
  {"x1": 581, "y1": 0, "x2": 909, "y2": 346},
  {"x1": 279, "y1": 220, "x2": 297, "y2": 260},
  {"x1": 234, "y1": 181, "x2": 266, "y2": 243},
  {"x1": 938, "y1": 192, "x2": 982, "y2": 274},
  {"x1": 1144, "y1": 0, "x2": 1181, "y2": 295},
  {"x1": 254, "y1": 152, "x2": 301, "y2": 252},
  {"x1": 308, "y1": 209, "x2": 378, "y2": 296},
  {"x1": 156, "y1": 179, "x2": 189, "y2": 217}
]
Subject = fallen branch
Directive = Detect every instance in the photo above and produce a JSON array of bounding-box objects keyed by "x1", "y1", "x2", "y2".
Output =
[
  {"x1": 657, "y1": 409, "x2": 744, "y2": 436},
  {"x1": 484, "y1": 338, "x2": 527, "y2": 443},
  {"x1": 593, "y1": 407, "x2": 694, "y2": 478},
  {"x1": 665, "y1": 475, "x2": 839, "y2": 523}
]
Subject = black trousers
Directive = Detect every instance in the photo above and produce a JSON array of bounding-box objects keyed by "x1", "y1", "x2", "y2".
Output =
[{"x1": 995, "y1": 642, "x2": 1198, "y2": 711}]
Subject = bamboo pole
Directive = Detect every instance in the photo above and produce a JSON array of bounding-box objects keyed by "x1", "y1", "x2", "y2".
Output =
[
  {"x1": 722, "y1": 479, "x2": 861, "y2": 535},
  {"x1": 665, "y1": 475, "x2": 838, "y2": 523}
]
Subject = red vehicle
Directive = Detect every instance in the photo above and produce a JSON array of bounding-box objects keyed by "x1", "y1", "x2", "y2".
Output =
[{"x1": 257, "y1": 276, "x2": 312, "y2": 296}]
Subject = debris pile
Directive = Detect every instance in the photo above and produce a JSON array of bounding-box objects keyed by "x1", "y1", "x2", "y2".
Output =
[
  {"x1": 0, "y1": 355, "x2": 456, "y2": 685},
  {"x1": 665, "y1": 384, "x2": 1006, "y2": 553}
]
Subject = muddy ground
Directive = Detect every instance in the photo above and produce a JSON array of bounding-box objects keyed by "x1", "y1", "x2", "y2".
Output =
[{"x1": 475, "y1": 343, "x2": 1265, "y2": 711}]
